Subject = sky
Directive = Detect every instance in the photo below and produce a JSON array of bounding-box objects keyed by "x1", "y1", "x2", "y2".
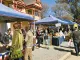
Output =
[
  {"x1": 41, "y1": 0, "x2": 56, "y2": 16},
  {"x1": 41, "y1": 0, "x2": 56, "y2": 6}
]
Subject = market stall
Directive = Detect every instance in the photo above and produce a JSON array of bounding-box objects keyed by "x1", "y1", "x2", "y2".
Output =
[
  {"x1": 0, "y1": 3, "x2": 34, "y2": 21},
  {"x1": 35, "y1": 15, "x2": 69, "y2": 25},
  {"x1": 35, "y1": 15, "x2": 68, "y2": 45},
  {"x1": 0, "y1": 51, "x2": 9, "y2": 60},
  {"x1": 52, "y1": 36, "x2": 64, "y2": 46},
  {"x1": 0, "y1": 3, "x2": 34, "y2": 60},
  {"x1": 35, "y1": 15, "x2": 77, "y2": 46}
]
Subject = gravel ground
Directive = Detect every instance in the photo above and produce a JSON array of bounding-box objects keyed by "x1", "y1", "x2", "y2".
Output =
[{"x1": 32, "y1": 41, "x2": 74, "y2": 60}]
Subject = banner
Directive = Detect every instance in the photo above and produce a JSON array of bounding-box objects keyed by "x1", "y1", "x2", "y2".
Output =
[{"x1": 55, "y1": 23, "x2": 61, "y2": 27}]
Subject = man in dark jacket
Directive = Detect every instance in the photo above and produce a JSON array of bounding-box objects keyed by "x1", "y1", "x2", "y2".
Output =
[
  {"x1": 72, "y1": 24, "x2": 80, "y2": 56},
  {"x1": 36, "y1": 27, "x2": 42, "y2": 48}
]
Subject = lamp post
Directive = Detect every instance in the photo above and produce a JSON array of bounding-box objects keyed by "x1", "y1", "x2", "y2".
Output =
[{"x1": 34, "y1": 19, "x2": 36, "y2": 36}]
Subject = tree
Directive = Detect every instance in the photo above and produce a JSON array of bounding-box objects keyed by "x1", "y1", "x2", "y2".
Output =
[
  {"x1": 52, "y1": 3, "x2": 73, "y2": 20},
  {"x1": 56, "y1": 0, "x2": 80, "y2": 22},
  {"x1": 56, "y1": 0, "x2": 68, "y2": 3},
  {"x1": 41, "y1": 3, "x2": 49, "y2": 18},
  {"x1": 61, "y1": 13, "x2": 73, "y2": 20}
]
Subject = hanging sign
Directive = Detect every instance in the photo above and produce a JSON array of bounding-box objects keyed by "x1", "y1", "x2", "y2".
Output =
[{"x1": 55, "y1": 23, "x2": 61, "y2": 27}]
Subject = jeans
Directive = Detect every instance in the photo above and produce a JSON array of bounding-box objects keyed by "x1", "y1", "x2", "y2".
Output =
[
  {"x1": 37, "y1": 37, "x2": 42, "y2": 47},
  {"x1": 74, "y1": 41, "x2": 80, "y2": 55},
  {"x1": 43, "y1": 39, "x2": 48, "y2": 45}
]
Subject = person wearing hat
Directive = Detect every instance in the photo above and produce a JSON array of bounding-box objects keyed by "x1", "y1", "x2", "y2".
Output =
[{"x1": 72, "y1": 23, "x2": 80, "y2": 56}]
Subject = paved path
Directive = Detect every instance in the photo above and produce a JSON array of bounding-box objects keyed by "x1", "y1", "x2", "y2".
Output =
[
  {"x1": 32, "y1": 47, "x2": 68, "y2": 60},
  {"x1": 32, "y1": 41, "x2": 74, "y2": 60},
  {"x1": 66, "y1": 55, "x2": 80, "y2": 60}
]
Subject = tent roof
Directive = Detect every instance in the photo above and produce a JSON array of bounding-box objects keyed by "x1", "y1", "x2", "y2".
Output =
[
  {"x1": 36, "y1": 15, "x2": 56, "y2": 23},
  {"x1": 36, "y1": 15, "x2": 68, "y2": 24},
  {"x1": 61, "y1": 19, "x2": 75, "y2": 25},
  {"x1": 0, "y1": 3, "x2": 34, "y2": 20}
]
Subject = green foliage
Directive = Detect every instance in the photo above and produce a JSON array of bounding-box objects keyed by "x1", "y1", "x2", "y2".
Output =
[
  {"x1": 52, "y1": 3, "x2": 73, "y2": 20},
  {"x1": 56, "y1": 0, "x2": 80, "y2": 20}
]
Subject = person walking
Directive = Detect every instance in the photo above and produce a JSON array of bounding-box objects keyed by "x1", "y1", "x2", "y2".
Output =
[
  {"x1": 0, "y1": 32, "x2": 3, "y2": 43},
  {"x1": 7, "y1": 28, "x2": 12, "y2": 43},
  {"x1": 72, "y1": 24, "x2": 80, "y2": 56},
  {"x1": 24, "y1": 25, "x2": 33, "y2": 60},
  {"x1": 10, "y1": 22, "x2": 24, "y2": 60},
  {"x1": 36, "y1": 27, "x2": 42, "y2": 48},
  {"x1": 43, "y1": 28, "x2": 49, "y2": 49},
  {"x1": 3, "y1": 28, "x2": 12, "y2": 44},
  {"x1": 67, "y1": 29, "x2": 72, "y2": 47}
]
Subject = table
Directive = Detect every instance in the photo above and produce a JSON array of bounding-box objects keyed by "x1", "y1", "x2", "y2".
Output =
[
  {"x1": 52, "y1": 36, "x2": 64, "y2": 46},
  {"x1": 0, "y1": 51, "x2": 9, "y2": 60}
]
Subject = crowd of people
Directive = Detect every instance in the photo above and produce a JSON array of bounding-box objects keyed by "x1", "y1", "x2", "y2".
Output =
[
  {"x1": 0, "y1": 22, "x2": 80, "y2": 60},
  {"x1": 36, "y1": 24, "x2": 80, "y2": 56},
  {"x1": 36, "y1": 26, "x2": 71, "y2": 47},
  {"x1": 0, "y1": 22, "x2": 34, "y2": 60}
]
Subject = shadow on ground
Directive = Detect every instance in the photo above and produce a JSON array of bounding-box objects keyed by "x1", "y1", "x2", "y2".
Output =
[
  {"x1": 60, "y1": 46, "x2": 74, "y2": 49},
  {"x1": 71, "y1": 51, "x2": 77, "y2": 56},
  {"x1": 54, "y1": 46, "x2": 78, "y2": 56},
  {"x1": 54, "y1": 47, "x2": 71, "y2": 52}
]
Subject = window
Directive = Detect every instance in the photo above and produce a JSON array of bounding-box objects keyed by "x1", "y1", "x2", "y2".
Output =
[
  {"x1": 8, "y1": 4, "x2": 13, "y2": 8},
  {"x1": 28, "y1": 9, "x2": 32, "y2": 14},
  {"x1": 35, "y1": 11, "x2": 39, "y2": 16}
]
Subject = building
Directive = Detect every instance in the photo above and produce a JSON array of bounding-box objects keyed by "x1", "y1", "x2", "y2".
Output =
[
  {"x1": 2, "y1": 0, "x2": 42, "y2": 20},
  {"x1": 0, "y1": 0, "x2": 42, "y2": 34}
]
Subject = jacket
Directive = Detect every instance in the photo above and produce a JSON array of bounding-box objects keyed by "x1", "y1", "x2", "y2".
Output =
[{"x1": 25, "y1": 30, "x2": 33, "y2": 48}]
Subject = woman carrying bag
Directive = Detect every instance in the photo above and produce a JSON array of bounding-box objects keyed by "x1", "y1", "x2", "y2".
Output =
[{"x1": 10, "y1": 22, "x2": 24, "y2": 60}]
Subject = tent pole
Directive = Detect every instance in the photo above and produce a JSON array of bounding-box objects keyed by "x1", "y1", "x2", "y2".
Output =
[{"x1": 34, "y1": 20, "x2": 36, "y2": 36}]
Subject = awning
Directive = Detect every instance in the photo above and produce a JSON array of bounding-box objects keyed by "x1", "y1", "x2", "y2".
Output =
[
  {"x1": 36, "y1": 15, "x2": 56, "y2": 24},
  {"x1": 0, "y1": 3, "x2": 34, "y2": 20},
  {"x1": 61, "y1": 19, "x2": 75, "y2": 25},
  {"x1": 36, "y1": 15, "x2": 68, "y2": 24}
]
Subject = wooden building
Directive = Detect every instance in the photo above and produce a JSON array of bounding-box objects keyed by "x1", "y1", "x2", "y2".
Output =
[{"x1": 2, "y1": 0, "x2": 42, "y2": 20}]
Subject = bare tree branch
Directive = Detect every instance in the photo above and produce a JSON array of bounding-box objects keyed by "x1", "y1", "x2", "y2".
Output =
[{"x1": 41, "y1": 3, "x2": 49, "y2": 18}]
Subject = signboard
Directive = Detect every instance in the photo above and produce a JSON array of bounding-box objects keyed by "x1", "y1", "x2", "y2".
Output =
[
  {"x1": 24, "y1": 0, "x2": 36, "y2": 5},
  {"x1": 55, "y1": 23, "x2": 61, "y2": 27}
]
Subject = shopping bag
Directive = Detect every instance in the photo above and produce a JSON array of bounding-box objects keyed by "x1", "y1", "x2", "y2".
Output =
[{"x1": 10, "y1": 49, "x2": 23, "y2": 59}]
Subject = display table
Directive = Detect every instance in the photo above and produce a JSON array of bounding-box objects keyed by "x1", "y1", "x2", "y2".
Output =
[
  {"x1": 65, "y1": 35, "x2": 71, "y2": 41},
  {"x1": 52, "y1": 36, "x2": 64, "y2": 46},
  {"x1": 0, "y1": 51, "x2": 9, "y2": 60}
]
